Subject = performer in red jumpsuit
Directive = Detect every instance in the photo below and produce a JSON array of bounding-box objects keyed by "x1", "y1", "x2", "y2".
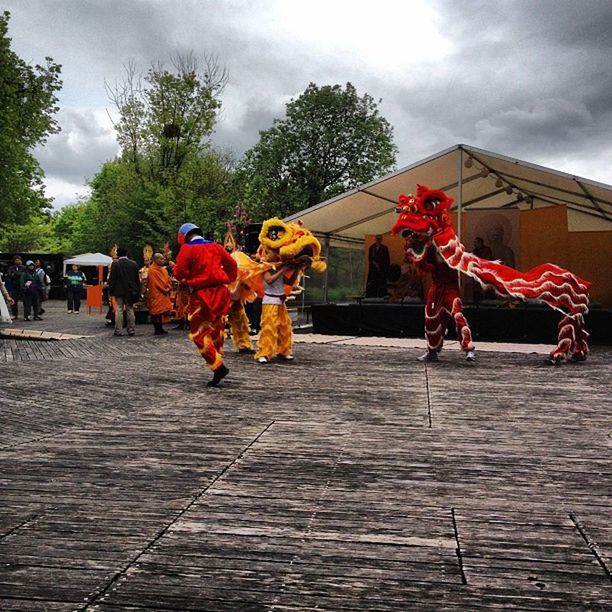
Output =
[
  {"x1": 418, "y1": 245, "x2": 475, "y2": 362},
  {"x1": 173, "y1": 223, "x2": 238, "y2": 387}
]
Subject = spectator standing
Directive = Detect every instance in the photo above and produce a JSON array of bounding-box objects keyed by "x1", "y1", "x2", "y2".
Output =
[
  {"x1": 20, "y1": 260, "x2": 42, "y2": 321},
  {"x1": 0, "y1": 273, "x2": 15, "y2": 324},
  {"x1": 107, "y1": 247, "x2": 140, "y2": 337},
  {"x1": 472, "y1": 236, "x2": 494, "y2": 303},
  {"x1": 64, "y1": 264, "x2": 87, "y2": 314},
  {"x1": 473, "y1": 236, "x2": 493, "y2": 260},
  {"x1": 147, "y1": 253, "x2": 173, "y2": 335},
  {"x1": 366, "y1": 234, "x2": 391, "y2": 297},
  {"x1": 6, "y1": 256, "x2": 25, "y2": 319},
  {"x1": 34, "y1": 259, "x2": 50, "y2": 315}
]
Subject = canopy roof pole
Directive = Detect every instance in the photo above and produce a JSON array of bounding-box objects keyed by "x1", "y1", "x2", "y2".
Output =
[
  {"x1": 457, "y1": 147, "x2": 463, "y2": 242},
  {"x1": 322, "y1": 234, "x2": 331, "y2": 303},
  {"x1": 457, "y1": 147, "x2": 464, "y2": 288}
]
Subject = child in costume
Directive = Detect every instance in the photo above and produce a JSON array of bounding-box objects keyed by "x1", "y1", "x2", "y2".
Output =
[{"x1": 173, "y1": 223, "x2": 238, "y2": 387}]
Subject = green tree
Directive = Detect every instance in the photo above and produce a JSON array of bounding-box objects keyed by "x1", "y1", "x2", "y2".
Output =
[
  {"x1": 106, "y1": 53, "x2": 227, "y2": 183},
  {"x1": 236, "y1": 82, "x2": 397, "y2": 219},
  {"x1": 0, "y1": 11, "x2": 62, "y2": 227},
  {"x1": 57, "y1": 53, "x2": 236, "y2": 259},
  {"x1": 58, "y1": 150, "x2": 236, "y2": 262},
  {"x1": 0, "y1": 214, "x2": 61, "y2": 252}
]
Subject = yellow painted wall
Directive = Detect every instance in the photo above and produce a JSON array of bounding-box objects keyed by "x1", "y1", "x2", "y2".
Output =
[
  {"x1": 520, "y1": 207, "x2": 570, "y2": 269},
  {"x1": 568, "y1": 231, "x2": 612, "y2": 306}
]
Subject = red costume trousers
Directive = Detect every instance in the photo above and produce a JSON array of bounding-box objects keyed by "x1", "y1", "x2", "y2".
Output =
[
  {"x1": 425, "y1": 284, "x2": 474, "y2": 353},
  {"x1": 187, "y1": 286, "x2": 230, "y2": 371}
]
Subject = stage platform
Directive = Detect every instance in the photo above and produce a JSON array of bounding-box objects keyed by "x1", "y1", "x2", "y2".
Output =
[{"x1": 311, "y1": 299, "x2": 612, "y2": 345}]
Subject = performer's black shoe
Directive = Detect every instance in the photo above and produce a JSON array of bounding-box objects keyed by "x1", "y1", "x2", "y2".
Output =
[
  {"x1": 238, "y1": 347, "x2": 255, "y2": 354},
  {"x1": 173, "y1": 321, "x2": 186, "y2": 330},
  {"x1": 208, "y1": 364, "x2": 229, "y2": 387},
  {"x1": 545, "y1": 355, "x2": 564, "y2": 366},
  {"x1": 465, "y1": 350, "x2": 476, "y2": 362},
  {"x1": 417, "y1": 351, "x2": 438, "y2": 362}
]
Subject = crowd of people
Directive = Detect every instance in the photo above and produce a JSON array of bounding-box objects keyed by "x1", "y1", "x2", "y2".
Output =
[
  {"x1": 0, "y1": 256, "x2": 51, "y2": 321},
  {"x1": 94, "y1": 228, "x2": 272, "y2": 387}
]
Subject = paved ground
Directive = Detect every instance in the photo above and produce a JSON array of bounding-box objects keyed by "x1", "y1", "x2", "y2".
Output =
[{"x1": 0, "y1": 301, "x2": 611, "y2": 610}]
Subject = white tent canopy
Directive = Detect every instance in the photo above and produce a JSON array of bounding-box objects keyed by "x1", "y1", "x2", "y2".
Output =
[
  {"x1": 62, "y1": 252, "x2": 113, "y2": 275},
  {"x1": 284, "y1": 144, "x2": 612, "y2": 246}
]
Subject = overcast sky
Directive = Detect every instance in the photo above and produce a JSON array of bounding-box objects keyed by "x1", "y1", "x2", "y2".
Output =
[{"x1": 6, "y1": 0, "x2": 612, "y2": 208}]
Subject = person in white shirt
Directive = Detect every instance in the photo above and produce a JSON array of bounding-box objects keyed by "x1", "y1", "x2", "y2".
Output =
[{"x1": 255, "y1": 263, "x2": 300, "y2": 364}]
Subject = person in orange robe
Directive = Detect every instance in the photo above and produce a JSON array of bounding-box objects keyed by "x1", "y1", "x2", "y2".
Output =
[
  {"x1": 173, "y1": 223, "x2": 238, "y2": 387},
  {"x1": 147, "y1": 253, "x2": 174, "y2": 335}
]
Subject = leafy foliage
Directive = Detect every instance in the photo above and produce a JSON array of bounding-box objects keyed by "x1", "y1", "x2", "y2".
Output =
[
  {"x1": 0, "y1": 214, "x2": 63, "y2": 253},
  {"x1": 0, "y1": 11, "x2": 62, "y2": 228},
  {"x1": 236, "y1": 82, "x2": 397, "y2": 219},
  {"x1": 50, "y1": 54, "x2": 234, "y2": 260}
]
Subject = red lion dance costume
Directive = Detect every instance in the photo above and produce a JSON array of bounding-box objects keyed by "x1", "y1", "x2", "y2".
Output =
[
  {"x1": 173, "y1": 223, "x2": 238, "y2": 386},
  {"x1": 391, "y1": 185, "x2": 591, "y2": 364}
]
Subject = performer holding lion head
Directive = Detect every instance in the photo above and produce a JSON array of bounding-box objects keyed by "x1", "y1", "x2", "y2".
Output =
[
  {"x1": 252, "y1": 217, "x2": 326, "y2": 364},
  {"x1": 391, "y1": 184, "x2": 591, "y2": 364}
]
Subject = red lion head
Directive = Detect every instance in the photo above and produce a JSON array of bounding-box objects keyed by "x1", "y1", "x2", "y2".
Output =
[{"x1": 391, "y1": 184, "x2": 454, "y2": 260}]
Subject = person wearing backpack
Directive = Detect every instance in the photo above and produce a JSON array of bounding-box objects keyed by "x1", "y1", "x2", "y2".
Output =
[{"x1": 34, "y1": 259, "x2": 50, "y2": 315}]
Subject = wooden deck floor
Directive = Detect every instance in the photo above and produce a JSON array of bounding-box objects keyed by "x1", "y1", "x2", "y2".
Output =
[{"x1": 1, "y1": 302, "x2": 611, "y2": 610}]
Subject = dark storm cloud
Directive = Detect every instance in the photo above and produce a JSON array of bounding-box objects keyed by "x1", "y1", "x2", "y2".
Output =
[
  {"x1": 4, "y1": 0, "x2": 612, "y2": 206},
  {"x1": 381, "y1": 0, "x2": 612, "y2": 176}
]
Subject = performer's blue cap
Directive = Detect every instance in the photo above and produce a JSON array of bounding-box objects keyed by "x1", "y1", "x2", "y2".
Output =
[{"x1": 177, "y1": 222, "x2": 201, "y2": 245}]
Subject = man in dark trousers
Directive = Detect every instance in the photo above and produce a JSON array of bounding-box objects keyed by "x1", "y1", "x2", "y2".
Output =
[
  {"x1": 6, "y1": 255, "x2": 25, "y2": 319},
  {"x1": 366, "y1": 234, "x2": 391, "y2": 297},
  {"x1": 108, "y1": 246, "x2": 140, "y2": 337}
]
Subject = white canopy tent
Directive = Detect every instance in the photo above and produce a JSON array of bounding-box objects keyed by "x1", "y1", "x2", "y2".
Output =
[
  {"x1": 285, "y1": 144, "x2": 612, "y2": 243},
  {"x1": 63, "y1": 253, "x2": 114, "y2": 291},
  {"x1": 62, "y1": 252, "x2": 113, "y2": 276},
  {"x1": 284, "y1": 144, "x2": 612, "y2": 300}
]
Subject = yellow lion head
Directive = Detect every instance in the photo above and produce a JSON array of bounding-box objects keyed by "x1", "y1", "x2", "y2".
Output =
[{"x1": 257, "y1": 218, "x2": 326, "y2": 273}]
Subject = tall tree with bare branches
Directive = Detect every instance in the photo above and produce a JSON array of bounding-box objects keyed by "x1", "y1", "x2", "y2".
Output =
[{"x1": 106, "y1": 52, "x2": 228, "y2": 183}]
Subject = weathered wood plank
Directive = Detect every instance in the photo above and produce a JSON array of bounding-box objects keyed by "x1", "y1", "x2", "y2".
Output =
[{"x1": 0, "y1": 301, "x2": 610, "y2": 609}]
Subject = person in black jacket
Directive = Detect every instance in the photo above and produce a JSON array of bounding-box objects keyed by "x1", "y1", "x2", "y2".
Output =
[
  {"x1": 20, "y1": 260, "x2": 43, "y2": 321},
  {"x1": 6, "y1": 256, "x2": 25, "y2": 319},
  {"x1": 107, "y1": 247, "x2": 140, "y2": 336}
]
